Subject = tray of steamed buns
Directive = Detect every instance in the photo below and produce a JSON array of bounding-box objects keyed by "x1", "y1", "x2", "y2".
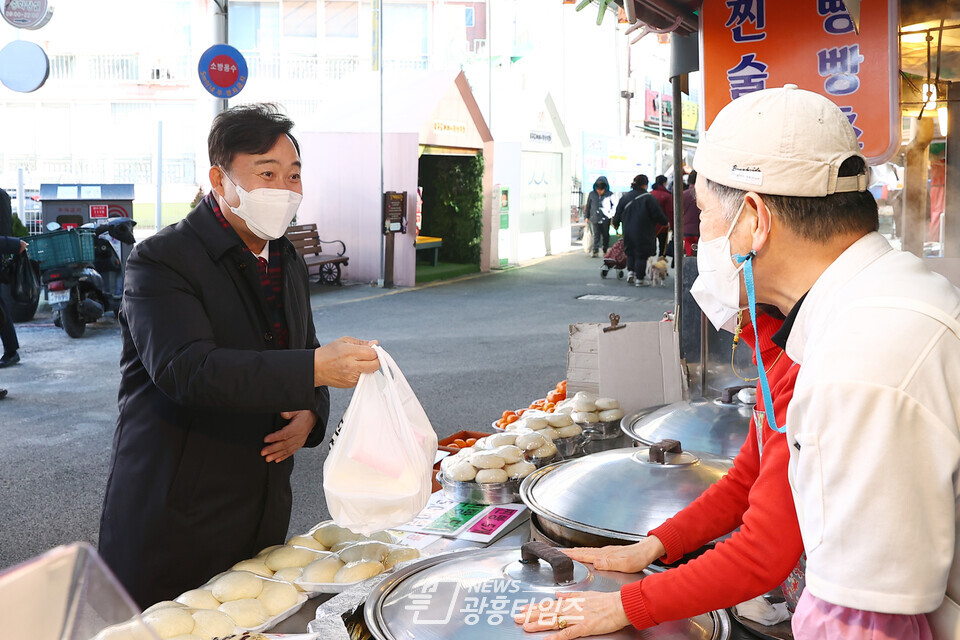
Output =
[
  {"x1": 127, "y1": 522, "x2": 423, "y2": 639},
  {"x1": 289, "y1": 522, "x2": 420, "y2": 593},
  {"x1": 498, "y1": 411, "x2": 586, "y2": 458},
  {"x1": 436, "y1": 426, "x2": 581, "y2": 505},
  {"x1": 556, "y1": 392, "x2": 625, "y2": 439}
]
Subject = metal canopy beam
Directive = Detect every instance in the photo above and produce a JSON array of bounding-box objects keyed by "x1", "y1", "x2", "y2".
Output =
[{"x1": 616, "y1": 0, "x2": 700, "y2": 35}]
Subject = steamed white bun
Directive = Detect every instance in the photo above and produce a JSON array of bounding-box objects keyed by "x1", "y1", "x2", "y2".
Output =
[
  {"x1": 190, "y1": 609, "x2": 235, "y2": 640},
  {"x1": 217, "y1": 598, "x2": 269, "y2": 628},
  {"x1": 175, "y1": 589, "x2": 220, "y2": 610},
  {"x1": 257, "y1": 580, "x2": 300, "y2": 616},
  {"x1": 142, "y1": 607, "x2": 195, "y2": 639},
  {"x1": 210, "y1": 571, "x2": 263, "y2": 602}
]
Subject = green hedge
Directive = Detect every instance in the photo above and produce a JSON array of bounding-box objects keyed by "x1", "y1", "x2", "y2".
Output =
[{"x1": 418, "y1": 153, "x2": 484, "y2": 264}]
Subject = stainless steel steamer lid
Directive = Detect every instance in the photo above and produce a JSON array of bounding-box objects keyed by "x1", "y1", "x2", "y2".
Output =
[
  {"x1": 520, "y1": 442, "x2": 734, "y2": 543},
  {"x1": 364, "y1": 542, "x2": 730, "y2": 640},
  {"x1": 620, "y1": 399, "x2": 753, "y2": 458}
]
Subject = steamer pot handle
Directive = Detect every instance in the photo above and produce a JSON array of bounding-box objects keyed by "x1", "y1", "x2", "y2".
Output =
[
  {"x1": 649, "y1": 439, "x2": 682, "y2": 464},
  {"x1": 721, "y1": 384, "x2": 752, "y2": 404},
  {"x1": 520, "y1": 541, "x2": 574, "y2": 584}
]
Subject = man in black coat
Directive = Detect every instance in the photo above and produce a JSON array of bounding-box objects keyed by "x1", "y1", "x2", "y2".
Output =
[
  {"x1": 98, "y1": 104, "x2": 380, "y2": 608},
  {"x1": 0, "y1": 233, "x2": 27, "y2": 370},
  {"x1": 611, "y1": 174, "x2": 668, "y2": 286}
]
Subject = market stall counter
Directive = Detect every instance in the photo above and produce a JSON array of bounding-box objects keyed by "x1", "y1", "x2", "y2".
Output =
[
  {"x1": 270, "y1": 509, "x2": 532, "y2": 633},
  {"x1": 0, "y1": 496, "x2": 770, "y2": 639},
  {"x1": 271, "y1": 507, "x2": 763, "y2": 640}
]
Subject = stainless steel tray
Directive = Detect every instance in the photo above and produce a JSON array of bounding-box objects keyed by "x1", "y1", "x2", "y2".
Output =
[
  {"x1": 552, "y1": 434, "x2": 586, "y2": 459},
  {"x1": 437, "y1": 471, "x2": 521, "y2": 505},
  {"x1": 583, "y1": 419, "x2": 621, "y2": 439}
]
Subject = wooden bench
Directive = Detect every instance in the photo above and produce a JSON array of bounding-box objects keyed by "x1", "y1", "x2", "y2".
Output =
[
  {"x1": 285, "y1": 223, "x2": 348, "y2": 286},
  {"x1": 415, "y1": 235, "x2": 443, "y2": 267}
]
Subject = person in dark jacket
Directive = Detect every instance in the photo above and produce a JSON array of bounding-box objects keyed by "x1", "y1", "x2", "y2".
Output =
[
  {"x1": 682, "y1": 170, "x2": 702, "y2": 256},
  {"x1": 651, "y1": 175, "x2": 674, "y2": 258},
  {"x1": 98, "y1": 104, "x2": 380, "y2": 608},
  {"x1": 0, "y1": 234, "x2": 27, "y2": 369},
  {"x1": 583, "y1": 176, "x2": 616, "y2": 257},
  {"x1": 611, "y1": 175, "x2": 668, "y2": 286}
]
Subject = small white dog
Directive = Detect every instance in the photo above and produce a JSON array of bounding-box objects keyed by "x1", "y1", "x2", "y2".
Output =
[{"x1": 645, "y1": 256, "x2": 669, "y2": 287}]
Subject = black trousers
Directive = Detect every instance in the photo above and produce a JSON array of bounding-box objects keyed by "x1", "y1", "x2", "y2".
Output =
[
  {"x1": 623, "y1": 237, "x2": 652, "y2": 274},
  {"x1": 591, "y1": 219, "x2": 611, "y2": 254},
  {"x1": 656, "y1": 229, "x2": 669, "y2": 257},
  {"x1": 0, "y1": 295, "x2": 18, "y2": 355}
]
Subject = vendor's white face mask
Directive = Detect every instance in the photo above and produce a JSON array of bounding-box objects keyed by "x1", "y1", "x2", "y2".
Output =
[
  {"x1": 690, "y1": 200, "x2": 747, "y2": 333},
  {"x1": 218, "y1": 168, "x2": 302, "y2": 240}
]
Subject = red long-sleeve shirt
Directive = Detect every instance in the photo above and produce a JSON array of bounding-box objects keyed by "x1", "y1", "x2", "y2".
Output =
[{"x1": 620, "y1": 314, "x2": 803, "y2": 629}]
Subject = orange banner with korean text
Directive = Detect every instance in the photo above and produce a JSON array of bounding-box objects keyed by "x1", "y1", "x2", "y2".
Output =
[{"x1": 701, "y1": 0, "x2": 899, "y2": 164}]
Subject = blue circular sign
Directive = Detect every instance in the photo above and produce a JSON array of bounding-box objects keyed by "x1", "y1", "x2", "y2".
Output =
[
  {"x1": 198, "y1": 44, "x2": 247, "y2": 99},
  {"x1": 0, "y1": 40, "x2": 49, "y2": 92}
]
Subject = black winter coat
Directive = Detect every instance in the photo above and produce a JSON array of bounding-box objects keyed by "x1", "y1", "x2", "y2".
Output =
[
  {"x1": 611, "y1": 189, "x2": 668, "y2": 257},
  {"x1": 0, "y1": 235, "x2": 20, "y2": 255},
  {"x1": 99, "y1": 200, "x2": 330, "y2": 608}
]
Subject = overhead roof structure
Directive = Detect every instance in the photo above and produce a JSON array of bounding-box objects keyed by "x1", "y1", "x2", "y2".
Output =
[
  {"x1": 604, "y1": 0, "x2": 960, "y2": 83},
  {"x1": 614, "y1": 0, "x2": 699, "y2": 35},
  {"x1": 598, "y1": 0, "x2": 863, "y2": 36}
]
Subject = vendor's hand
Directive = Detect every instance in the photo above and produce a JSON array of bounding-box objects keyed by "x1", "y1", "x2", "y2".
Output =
[
  {"x1": 313, "y1": 337, "x2": 379, "y2": 388},
  {"x1": 262, "y1": 410, "x2": 316, "y2": 463},
  {"x1": 515, "y1": 590, "x2": 631, "y2": 640},
  {"x1": 562, "y1": 536, "x2": 665, "y2": 573},
  {"x1": 19, "y1": 240, "x2": 27, "y2": 254}
]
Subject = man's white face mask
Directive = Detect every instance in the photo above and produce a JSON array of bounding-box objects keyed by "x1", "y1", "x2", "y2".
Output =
[
  {"x1": 690, "y1": 200, "x2": 747, "y2": 333},
  {"x1": 218, "y1": 167, "x2": 302, "y2": 241}
]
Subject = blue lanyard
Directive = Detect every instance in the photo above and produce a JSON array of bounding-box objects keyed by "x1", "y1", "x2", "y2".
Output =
[{"x1": 735, "y1": 251, "x2": 785, "y2": 433}]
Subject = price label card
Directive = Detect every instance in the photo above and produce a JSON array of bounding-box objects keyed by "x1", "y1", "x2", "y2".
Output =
[
  {"x1": 423, "y1": 503, "x2": 486, "y2": 534},
  {"x1": 459, "y1": 505, "x2": 526, "y2": 543}
]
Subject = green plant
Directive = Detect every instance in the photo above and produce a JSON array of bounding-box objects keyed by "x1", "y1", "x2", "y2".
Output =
[
  {"x1": 11, "y1": 214, "x2": 29, "y2": 237},
  {"x1": 419, "y1": 153, "x2": 484, "y2": 264},
  {"x1": 190, "y1": 187, "x2": 205, "y2": 209}
]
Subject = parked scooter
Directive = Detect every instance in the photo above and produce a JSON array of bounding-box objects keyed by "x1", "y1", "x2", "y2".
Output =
[{"x1": 42, "y1": 218, "x2": 136, "y2": 338}]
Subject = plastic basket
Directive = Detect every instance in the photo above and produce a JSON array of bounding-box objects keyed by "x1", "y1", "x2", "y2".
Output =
[{"x1": 25, "y1": 229, "x2": 95, "y2": 268}]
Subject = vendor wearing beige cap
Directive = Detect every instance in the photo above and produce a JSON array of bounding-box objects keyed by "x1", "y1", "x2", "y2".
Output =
[
  {"x1": 690, "y1": 84, "x2": 960, "y2": 640},
  {"x1": 513, "y1": 85, "x2": 959, "y2": 640}
]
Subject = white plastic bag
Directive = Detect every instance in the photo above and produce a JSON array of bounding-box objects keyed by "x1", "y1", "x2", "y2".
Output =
[{"x1": 322, "y1": 346, "x2": 438, "y2": 535}]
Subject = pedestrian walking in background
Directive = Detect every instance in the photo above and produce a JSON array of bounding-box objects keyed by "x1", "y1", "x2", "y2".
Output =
[
  {"x1": 583, "y1": 176, "x2": 615, "y2": 257},
  {"x1": 0, "y1": 235, "x2": 27, "y2": 368},
  {"x1": 612, "y1": 174, "x2": 667, "y2": 285},
  {"x1": 682, "y1": 170, "x2": 702, "y2": 256},
  {"x1": 651, "y1": 175, "x2": 674, "y2": 258}
]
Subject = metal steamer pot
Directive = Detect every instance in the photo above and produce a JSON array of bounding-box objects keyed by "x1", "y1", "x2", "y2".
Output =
[
  {"x1": 364, "y1": 541, "x2": 731, "y2": 640},
  {"x1": 620, "y1": 394, "x2": 754, "y2": 459},
  {"x1": 520, "y1": 440, "x2": 734, "y2": 550}
]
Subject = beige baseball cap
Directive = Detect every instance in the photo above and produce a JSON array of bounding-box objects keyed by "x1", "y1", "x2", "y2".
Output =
[{"x1": 693, "y1": 84, "x2": 868, "y2": 197}]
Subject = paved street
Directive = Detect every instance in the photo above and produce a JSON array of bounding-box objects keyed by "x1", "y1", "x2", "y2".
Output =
[{"x1": 0, "y1": 248, "x2": 674, "y2": 570}]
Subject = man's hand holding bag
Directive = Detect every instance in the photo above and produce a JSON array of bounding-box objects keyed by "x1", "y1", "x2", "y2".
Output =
[{"x1": 322, "y1": 346, "x2": 438, "y2": 535}]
